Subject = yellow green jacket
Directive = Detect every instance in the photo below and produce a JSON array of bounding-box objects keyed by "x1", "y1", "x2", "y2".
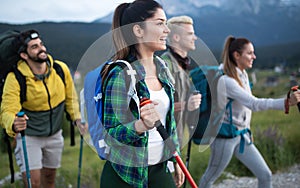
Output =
[{"x1": 0, "y1": 55, "x2": 80, "y2": 137}]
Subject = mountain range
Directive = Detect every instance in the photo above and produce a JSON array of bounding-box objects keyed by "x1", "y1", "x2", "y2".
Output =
[
  {"x1": 96, "y1": 0, "x2": 300, "y2": 49},
  {"x1": 1, "y1": 0, "x2": 299, "y2": 70}
]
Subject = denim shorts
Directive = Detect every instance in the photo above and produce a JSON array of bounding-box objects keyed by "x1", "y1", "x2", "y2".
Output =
[{"x1": 14, "y1": 129, "x2": 64, "y2": 172}]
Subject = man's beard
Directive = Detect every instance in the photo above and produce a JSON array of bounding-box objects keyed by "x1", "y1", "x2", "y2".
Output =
[{"x1": 28, "y1": 50, "x2": 49, "y2": 63}]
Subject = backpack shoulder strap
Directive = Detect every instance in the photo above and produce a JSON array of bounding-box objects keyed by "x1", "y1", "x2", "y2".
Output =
[
  {"x1": 226, "y1": 98, "x2": 234, "y2": 125},
  {"x1": 13, "y1": 67, "x2": 26, "y2": 103},
  {"x1": 115, "y1": 60, "x2": 136, "y2": 87},
  {"x1": 53, "y1": 60, "x2": 65, "y2": 85},
  {"x1": 10, "y1": 61, "x2": 65, "y2": 104},
  {"x1": 102, "y1": 60, "x2": 140, "y2": 116},
  {"x1": 114, "y1": 60, "x2": 140, "y2": 115}
]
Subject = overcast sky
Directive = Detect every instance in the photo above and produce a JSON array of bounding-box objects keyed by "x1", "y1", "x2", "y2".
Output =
[{"x1": 0, "y1": 0, "x2": 135, "y2": 24}]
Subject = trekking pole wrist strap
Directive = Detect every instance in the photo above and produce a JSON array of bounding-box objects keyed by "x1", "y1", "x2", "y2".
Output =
[
  {"x1": 12, "y1": 124, "x2": 18, "y2": 133},
  {"x1": 285, "y1": 92, "x2": 290, "y2": 114}
]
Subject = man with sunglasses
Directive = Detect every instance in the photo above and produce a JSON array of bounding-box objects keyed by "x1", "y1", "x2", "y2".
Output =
[{"x1": 0, "y1": 29, "x2": 84, "y2": 188}]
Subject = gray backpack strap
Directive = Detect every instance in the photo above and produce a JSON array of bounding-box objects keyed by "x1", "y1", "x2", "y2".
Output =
[{"x1": 115, "y1": 60, "x2": 140, "y2": 117}]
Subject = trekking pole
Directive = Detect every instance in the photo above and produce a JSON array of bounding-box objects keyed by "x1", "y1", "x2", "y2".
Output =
[
  {"x1": 77, "y1": 89, "x2": 85, "y2": 188},
  {"x1": 140, "y1": 98, "x2": 198, "y2": 188},
  {"x1": 70, "y1": 120, "x2": 76, "y2": 146},
  {"x1": 185, "y1": 140, "x2": 192, "y2": 169},
  {"x1": 17, "y1": 111, "x2": 32, "y2": 188},
  {"x1": 183, "y1": 139, "x2": 192, "y2": 188},
  {"x1": 77, "y1": 134, "x2": 83, "y2": 188},
  {"x1": 184, "y1": 90, "x2": 199, "y2": 188}
]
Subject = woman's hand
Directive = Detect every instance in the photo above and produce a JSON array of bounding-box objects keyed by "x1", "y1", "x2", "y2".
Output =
[
  {"x1": 140, "y1": 101, "x2": 160, "y2": 128},
  {"x1": 289, "y1": 90, "x2": 300, "y2": 106},
  {"x1": 174, "y1": 162, "x2": 185, "y2": 188},
  {"x1": 135, "y1": 101, "x2": 160, "y2": 133}
]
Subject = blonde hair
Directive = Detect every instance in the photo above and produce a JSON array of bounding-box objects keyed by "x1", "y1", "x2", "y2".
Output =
[
  {"x1": 168, "y1": 15, "x2": 193, "y2": 26},
  {"x1": 167, "y1": 15, "x2": 193, "y2": 37}
]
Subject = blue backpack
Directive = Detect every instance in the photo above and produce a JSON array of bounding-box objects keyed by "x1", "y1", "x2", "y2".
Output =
[{"x1": 82, "y1": 60, "x2": 139, "y2": 160}]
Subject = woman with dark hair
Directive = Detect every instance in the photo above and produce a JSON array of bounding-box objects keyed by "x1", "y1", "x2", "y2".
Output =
[
  {"x1": 199, "y1": 36, "x2": 300, "y2": 188},
  {"x1": 100, "y1": 1, "x2": 184, "y2": 187}
]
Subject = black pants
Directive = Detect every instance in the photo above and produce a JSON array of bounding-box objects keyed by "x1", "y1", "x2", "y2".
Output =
[{"x1": 100, "y1": 161, "x2": 176, "y2": 188}]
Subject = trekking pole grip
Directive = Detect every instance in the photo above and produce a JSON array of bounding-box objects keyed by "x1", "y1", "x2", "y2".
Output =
[{"x1": 17, "y1": 111, "x2": 25, "y2": 136}]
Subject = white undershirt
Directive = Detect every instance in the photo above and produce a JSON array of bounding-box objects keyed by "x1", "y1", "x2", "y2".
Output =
[{"x1": 147, "y1": 87, "x2": 170, "y2": 165}]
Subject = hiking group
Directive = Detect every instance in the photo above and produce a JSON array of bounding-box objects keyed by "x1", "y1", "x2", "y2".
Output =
[{"x1": 1, "y1": 0, "x2": 300, "y2": 188}]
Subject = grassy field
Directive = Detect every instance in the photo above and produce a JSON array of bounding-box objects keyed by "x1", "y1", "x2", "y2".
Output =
[
  {"x1": 0, "y1": 129, "x2": 106, "y2": 187},
  {"x1": 0, "y1": 69, "x2": 299, "y2": 187}
]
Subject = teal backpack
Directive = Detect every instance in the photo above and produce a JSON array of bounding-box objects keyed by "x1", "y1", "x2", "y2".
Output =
[
  {"x1": 217, "y1": 98, "x2": 252, "y2": 153},
  {"x1": 189, "y1": 66, "x2": 252, "y2": 151},
  {"x1": 189, "y1": 65, "x2": 224, "y2": 145}
]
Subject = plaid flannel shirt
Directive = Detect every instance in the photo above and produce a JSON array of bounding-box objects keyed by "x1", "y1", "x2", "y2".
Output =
[{"x1": 102, "y1": 56, "x2": 179, "y2": 188}]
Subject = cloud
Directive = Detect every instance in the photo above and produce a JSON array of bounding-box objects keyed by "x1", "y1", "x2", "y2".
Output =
[{"x1": 0, "y1": 0, "x2": 134, "y2": 24}]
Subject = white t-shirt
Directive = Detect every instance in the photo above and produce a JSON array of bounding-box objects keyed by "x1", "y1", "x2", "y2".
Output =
[{"x1": 147, "y1": 87, "x2": 170, "y2": 165}]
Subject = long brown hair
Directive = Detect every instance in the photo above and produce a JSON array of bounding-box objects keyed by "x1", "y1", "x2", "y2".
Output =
[
  {"x1": 111, "y1": 0, "x2": 163, "y2": 61},
  {"x1": 221, "y1": 35, "x2": 251, "y2": 88},
  {"x1": 101, "y1": 0, "x2": 163, "y2": 82}
]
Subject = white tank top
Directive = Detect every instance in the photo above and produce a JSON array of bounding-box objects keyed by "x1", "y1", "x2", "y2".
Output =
[{"x1": 148, "y1": 87, "x2": 170, "y2": 165}]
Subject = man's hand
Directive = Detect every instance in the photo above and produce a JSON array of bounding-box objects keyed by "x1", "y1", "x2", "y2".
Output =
[
  {"x1": 174, "y1": 101, "x2": 186, "y2": 112},
  {"x1": 13, "y1": 114, "x2": 28, "y2": 133},
  {"x1": 75, "y1": 119, "x2": 88, "y2": 135},
  {"x1": 187, "y1": 93, "x2": 201, "y2": 111}
]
